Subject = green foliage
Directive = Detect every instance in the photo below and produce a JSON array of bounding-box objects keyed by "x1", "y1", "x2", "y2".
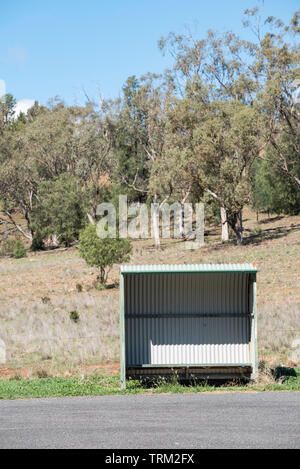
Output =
[
  {"x1": 0, "y1": 369, "x2": 299, "y2": 399},
  {"x1": 41, "y1": 297, "x2": 51, "y2": 304},
  {"x1": 0, "y1": 94, "x2": 16, "y2": 133},
  {"x1": 13, "y1": 240, "x2": 26, "y2": 259},
  {"x1": 30, "y1": 233, "x2": 44, "y2": 251},
  {"x1": 0, "y1": 238, "x2": 16, "y2": 257},
  {"x1": 157, "y1": 7, "x2": 300, "y2": 243},
  {"x1": 252, "y1": 223, "x2": 263, "y2": 236},
  {"x1": 251, "y1": 157, "x2": 300, "y2": 216},
  {"x1": 0, "y1": 7, "x2": 299, "y2": 249},
  {"x1": 69, "y1": 310, "x2": 80, "y2": 323},
  {"x1": 193, "y1": 101, "x2": 263, "y2": 243},
  {"x1": 31, "y1": 174, "x2": 85, "y2": 247},
  {"x1": 202, "y1": 194, "x2": 221, "y2": 226},
  {"x1": 34, "y1": 369, "x2": 50, "y2": 379},
  {"x1": 0, "y1": 101, "x2": 112, "y2": 243},
  {"x1": 78, "y1": 224, "x2": 132, "y2": 284},
  {"x1": 76, "y1": 283, "x2": 83, "y2": 293},
  {"x1": 112, "y1": 76, "x2": 149, "y2": 203},
  {"x1": 93, "y1": 281, "x2": 106, "y2": 291}
]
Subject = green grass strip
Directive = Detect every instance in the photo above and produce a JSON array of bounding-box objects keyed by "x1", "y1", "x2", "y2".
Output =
[{"x1": 0, "y1": 370, "x2": 299, "y2": 400}]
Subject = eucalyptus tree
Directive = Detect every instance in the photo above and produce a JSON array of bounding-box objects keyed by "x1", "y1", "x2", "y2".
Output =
[
  {"x1": 111, "y1": 76, "x2": 150, "y2": 203},
  {"x1": 0, "y1": 94, "x2": 16, "y2": 134},
  {"x1": 73, "y1": 103, "x2": 115, "y2": 217},
  {"x1": 0, "y1": 100, "x2": 113, "y2": 243},
  {"x1": 158, "y1": 25, "x2": 262, "y2": 243},
  {"x1": 30, "y1": 174, "x2": 85, "y2": 247},
  {"x1": 112, "y1": 73, "x2": 176, "y2": 246},
  {"x1": 195, "y1": 100, "x2": 263, "y2": 244},
  {"x1": 0, "y1": 102, "x2": 77, "y2": 241},
  {"x1": 251, "y1": 153, "x2": 300, "y2": 216},
  {"x1": 244, "y1": 8, "x2": 300, "y2": 190},
  {"x1": 158, "y1": 6, "x2": 300, "y2": 243}
]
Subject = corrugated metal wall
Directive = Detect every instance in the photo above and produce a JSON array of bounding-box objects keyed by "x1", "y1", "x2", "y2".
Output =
[{"x1": 125, "y1": 273, "x2": 251, "y2": 366}]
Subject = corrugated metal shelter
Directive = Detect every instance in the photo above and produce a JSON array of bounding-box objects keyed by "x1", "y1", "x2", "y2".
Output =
[{"x1": 120, "y1": 264, "x2": 257, "y2": 388}]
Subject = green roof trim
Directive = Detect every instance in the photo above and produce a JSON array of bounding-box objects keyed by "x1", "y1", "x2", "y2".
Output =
[{"x1": 120, "y1": 263, "x2": 257, "y2": 274}]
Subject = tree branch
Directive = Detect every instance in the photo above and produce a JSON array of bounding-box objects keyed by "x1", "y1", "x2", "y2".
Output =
[{"x1": 0, "y1": 211, "x2": 32, "y2": 240}]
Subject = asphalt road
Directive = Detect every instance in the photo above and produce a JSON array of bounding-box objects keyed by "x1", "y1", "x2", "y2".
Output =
[{"x1": 0, "y1": 392, "x2": 299, "y2": 449}]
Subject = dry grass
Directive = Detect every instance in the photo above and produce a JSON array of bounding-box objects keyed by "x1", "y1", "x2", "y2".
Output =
[
  {"x1": 0, "y1": 207, "x2": 299, "y2": 377},
  {"x1": 255, "y1": 368, "x2": 280, "y2": 386},
  {"x1": 0, "y1": 292, "x2": 119, "y2": 370},
  {"x1": 258, "y1": 304, "x2": 300, "y2": 363}
]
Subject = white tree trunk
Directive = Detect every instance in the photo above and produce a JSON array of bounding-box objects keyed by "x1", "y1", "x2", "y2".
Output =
[
  {"x1": 220, "y1": 207, "x2": 229, "y2": 242},
  {"x1": 51, "y1": 235, "x2": 60, "y2": 247},
  {"x1": 152, "y1": 204, "x2": 160, "y2": 247}
]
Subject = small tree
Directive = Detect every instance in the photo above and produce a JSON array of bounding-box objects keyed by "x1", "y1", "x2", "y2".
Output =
[
  {"x1": 251, "y1": 157, "x2": 300, "y2": 216},
  {"x1": 13, "y1": 240, "x2": 27, "y2": 259},
  {"x1": 31, "y1": 174, "x2": 85, "y2": 247},
  {"x1": 78, "y1": 224, "x2": 132, "y2": 285}
]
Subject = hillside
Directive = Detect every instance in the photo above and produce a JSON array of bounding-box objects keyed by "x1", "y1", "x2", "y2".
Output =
[{"x1": 0, "y1": 208, "x2": 299, "y2": 379}]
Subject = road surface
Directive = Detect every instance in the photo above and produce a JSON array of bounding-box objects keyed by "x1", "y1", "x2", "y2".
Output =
[{"x1": 0, "y1": 392, "x2": 299, "y2": 449}]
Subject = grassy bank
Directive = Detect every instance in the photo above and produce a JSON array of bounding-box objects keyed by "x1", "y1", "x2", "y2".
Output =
[{"x1": 0, "y1": 369, "x2": 300, "y2": 400}]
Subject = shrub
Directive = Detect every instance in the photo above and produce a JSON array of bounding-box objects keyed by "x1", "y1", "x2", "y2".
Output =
[
  {"x1": 10, "y1": 374, "x2": 22, "y2": 381},
  {"x1": 30, "y1": 174, "x2": 85, "y2": 247},
  {"x1": 41, "y1": 296, "x2": 51, "y2": 304},
  {"x1": 252, "y1": 224, "x2": 262, "y2": 236},
  {"x1": 30, "y1": 233, "x2": 44, "y2": 251},
  {"x1": 93, "y1": 280, "x2": 106, "y2": 291},
  {"x1": 0, "y1": 238, "x2": 16, "y2": 257},
  {"x1": 78, "y1": 224, "x2": 132, "y2": 285},
  {"x1": 13, "y1": 240, "x2": 27, "y2": 259},
  {"x1": 70, "y1": 310, "x2": 80, "y2": 323},
  {"x1": 34, "y1": 368, "x2": 49, "y2": 379},
  {"x1": 76, "y1": 283, "x2": 83, "y2": 293}
]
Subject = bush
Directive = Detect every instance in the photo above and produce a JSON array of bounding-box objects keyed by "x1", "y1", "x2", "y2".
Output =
[
  {"x1": 251, "y1": 158, "x2": 300, "y2": 216},
  {"x1": 0, "y1": 238, "x2": 16, "y2": 257},
  {"x1": 34, "y1": 368, "x2": 50, "y2": 379},
  {"x1": 30, "y1": 174, "x2": 85, "y2": 247},
  {"x1": 30, "y1": 233, "x2": 44, "y2": 251},
  {"x1": 41, "y1": 296, "x2": 51, "y2": 304},
  {"x1": 69, "y1": 310, "x2": 80, "y2": 323},
  {"x1": 78, "y1": 224, "x2": 132, "y2": 285},
  {"x1": 13, "y1": 240, "x2": 26, "y2": 259}
]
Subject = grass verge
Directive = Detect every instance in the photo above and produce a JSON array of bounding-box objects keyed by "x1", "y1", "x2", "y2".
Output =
[{"x1": 0, "y1": 369, "x2": 299, "y2": 400}]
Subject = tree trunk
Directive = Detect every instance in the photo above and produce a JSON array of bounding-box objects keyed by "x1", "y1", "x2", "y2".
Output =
[
  {"x1": 234, "y1": 210, "x2": 244, "y2": 245},
  {"x1": 51, "y1": 235, "x2": 59, "y2": 247},
  {"x1": 235, "y1": 228, "x2": 243, "y2": 245},
  {"x1": 228, "y1": 210, "x2": 244, "y2": 245},
  {"x1": 100, "y1": 266, "x2": 106, "y2": 285},
  {"x1": 3, "y1": 210, "x2": 33, "y2": 241},
  {"x1": 23, "y1": 210, "x2": 34, "y2": 241},
  {"x1": 220, "y1": 207, "x2": 229, "y2": 242},
  {"x1": 239, "y1": 210, "x2": 243, "y2": 232}
]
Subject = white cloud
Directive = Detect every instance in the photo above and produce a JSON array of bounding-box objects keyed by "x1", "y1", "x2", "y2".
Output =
[
  {"x1": 14, "y1": 98, "x2": 35, "y2": 117},
  {"x1": 0, "y1": 80, "x2": 35, "y2": 118}
]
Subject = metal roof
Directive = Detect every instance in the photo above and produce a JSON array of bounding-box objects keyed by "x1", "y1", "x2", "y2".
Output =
[{"x1": 120, "y1": 263, "x2": 257, "y2": 274}]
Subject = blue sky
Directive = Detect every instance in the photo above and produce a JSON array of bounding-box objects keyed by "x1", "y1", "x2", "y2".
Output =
[{"x1": 0, "y1": 0, "x2": 299, "y2": 110}]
